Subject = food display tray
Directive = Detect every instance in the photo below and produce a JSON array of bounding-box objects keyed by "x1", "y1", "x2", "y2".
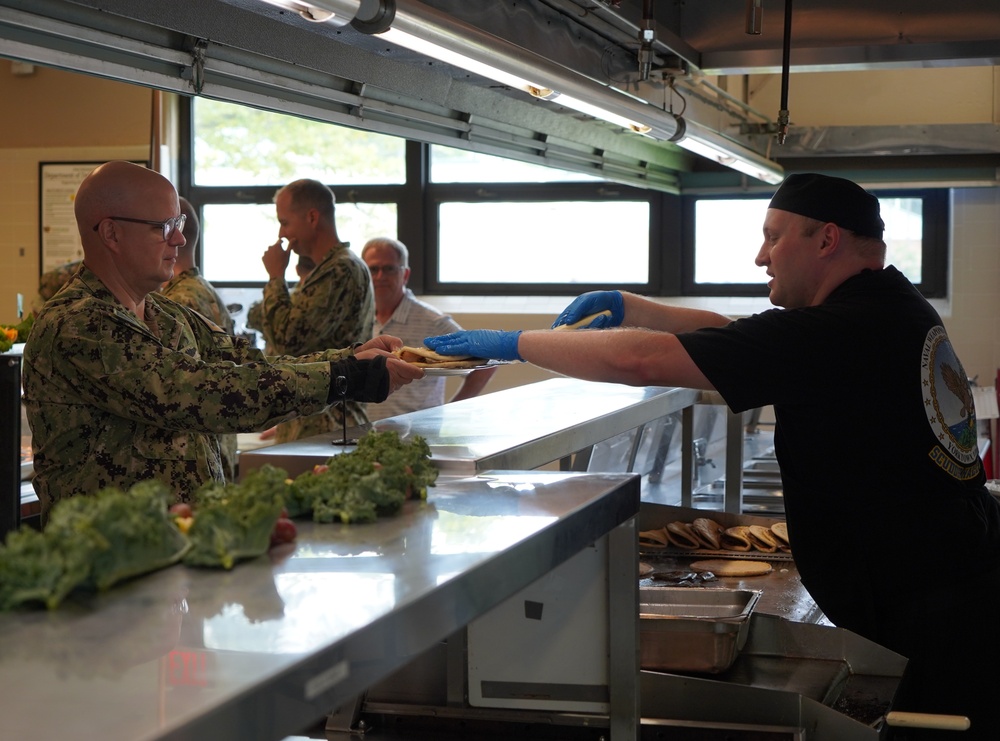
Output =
[
  {"x1": 639, "y1": 587, "x2": 760, "y2": 674},
  {"x1": 640, "y1": 546, "x2": 793, "y2": 562}
]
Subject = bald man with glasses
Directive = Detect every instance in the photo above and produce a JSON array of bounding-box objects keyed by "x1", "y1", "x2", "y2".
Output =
[{"x1": 22, "y1": 161, "x2": 422, "y2": 524}]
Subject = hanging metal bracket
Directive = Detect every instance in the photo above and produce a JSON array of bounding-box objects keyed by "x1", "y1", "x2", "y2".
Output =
[{"x1": 188, "y1": 38, "x2": 207, "y2": 95}]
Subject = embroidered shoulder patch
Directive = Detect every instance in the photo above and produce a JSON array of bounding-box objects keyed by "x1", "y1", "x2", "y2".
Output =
[{"x1": 922, "y1": 325, "x2": 979, "y2": 473}]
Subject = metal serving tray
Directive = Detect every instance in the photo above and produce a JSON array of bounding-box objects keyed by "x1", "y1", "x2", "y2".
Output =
[{"x1": 639, "y1": 587, "x2": 760, "y2": 674}]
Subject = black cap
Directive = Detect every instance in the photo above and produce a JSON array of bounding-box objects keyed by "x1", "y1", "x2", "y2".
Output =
[{"x1": 768, "y1": 173, "x2": 884, "y2": 239}]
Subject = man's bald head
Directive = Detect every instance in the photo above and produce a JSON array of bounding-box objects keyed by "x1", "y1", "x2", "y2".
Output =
[
  {"x1": 75, "y1": 161, "x2": 185, "y2": 308},
  {"x1": 75, "y1": 161, "x2": 179, "y2": 243}
]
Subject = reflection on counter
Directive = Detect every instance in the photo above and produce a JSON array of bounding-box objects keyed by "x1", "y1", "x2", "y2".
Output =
[
  {"x1": 0, "y1": 565, "x2": 190, "y2": 678},
  {"x1": 0, "y1": 470, "x2": 640, "y2": 741}
]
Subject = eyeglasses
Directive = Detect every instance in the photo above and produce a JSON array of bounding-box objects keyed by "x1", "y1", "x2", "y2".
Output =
[
  {"x1": 367, "y1": 264, "x2": 403, "y2": 276},
  {"x1": 92, "y1": 214, "x2": 187, "y2": 242}
]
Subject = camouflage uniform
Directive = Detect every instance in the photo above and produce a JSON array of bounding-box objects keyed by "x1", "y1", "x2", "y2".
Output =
[
  {"x1": 23, "y1": 266, "x2": 354, "y2": 524},
  {"x1": 160, "y1": 266, "x2": 236, "y2": 334},
  {"x1": 159, "y1": 266, "x2": 238, "y2": 481},
  {"x1": 247, "y1": 243, "x2": 374, "y2": 443},
  {"x1": 34, "y1": 260, "x2": 83, "y2": 310}
]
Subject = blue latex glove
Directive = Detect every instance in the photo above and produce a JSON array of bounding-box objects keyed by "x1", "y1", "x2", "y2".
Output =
[
  {"x1": 424, "y1": 330, "x2": 524, "y2": 362},
  {"x1": 551, "y1": 290, "x2": 624, "y2": 329}
]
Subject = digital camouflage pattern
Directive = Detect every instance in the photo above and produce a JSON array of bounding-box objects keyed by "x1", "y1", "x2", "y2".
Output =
[
  {"x1": 34, "y1": 260, "x2": 83, "y2": 311},
  {"x1": 160, "y1": 267, "x2": 236, "y2": 335},
  {"x1": 23, "y1": 266, "x2": 353, "y2": 524},
  {"x1": 159, "y1": 266, "x2": 238, "y2": 479},
  {"x1": 246, "y1": 243, "x2": 374, "y2": 443}
]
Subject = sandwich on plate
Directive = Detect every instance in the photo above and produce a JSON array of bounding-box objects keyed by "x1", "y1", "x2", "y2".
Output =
[{"x1": 393, "y1": 345, "x2": 488, "y2": 370}]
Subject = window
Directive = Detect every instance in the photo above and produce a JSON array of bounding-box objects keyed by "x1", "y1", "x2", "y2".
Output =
[
  {"x1": 186, "y1": 98, "x2": 407, "y2": 286},
  {"x1": 201, "y1": 203, "x2": 397, "y2": 283},
  {"x1": 431, "y1": 147, "x2": 601, "y2": 184},
  {"x1": 193, "y1": 99, "x2": 405, "y2": 186},
  {"x1": 182, "y1": 98, "x2": 949, "y2": 300},
  {"x1": 682, "y1": 189, "x2": 948, "y2": 297},
  {"x1": 437, "y1": 200, "x2": 650, "y2": 285},
  {"x1": 426, "y1": 146, "x2": 657, "y2": 293}
]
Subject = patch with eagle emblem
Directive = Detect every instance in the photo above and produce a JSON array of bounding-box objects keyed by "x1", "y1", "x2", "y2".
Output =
[{"x1": 921, "y1": 325, "x2": 981, "y2": 479}]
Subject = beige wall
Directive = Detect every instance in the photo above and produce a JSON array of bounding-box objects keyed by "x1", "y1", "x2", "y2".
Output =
[
  {"x1": 0, "y1": 61, "x2": 152, "y2": 325},
  {"x1": 4, "y1": 63, "x2": 1000, "y2": 396},
  {"x1": 947, "y1": 188, "x2": 1000, "y2": 387},
  {"x1": 749, "y1": 67, "x2": 1000, "y2": 127}
]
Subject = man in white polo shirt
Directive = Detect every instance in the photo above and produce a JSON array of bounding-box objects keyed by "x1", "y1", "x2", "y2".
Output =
[{"x1": 362, "y1": 237, "x2": 495, "y2": 422}]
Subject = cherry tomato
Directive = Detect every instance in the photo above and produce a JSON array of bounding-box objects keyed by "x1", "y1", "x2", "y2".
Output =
[{"x1": 270, "y1": 517, "x2": 297, "y2": 547}]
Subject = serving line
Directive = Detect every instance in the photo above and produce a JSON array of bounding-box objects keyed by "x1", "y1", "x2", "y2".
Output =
[
  {"x1": 0, "y1": 470, "x2": 641, "y2": 741},
  {"x1": 240, "y1": 378, "x2": 701, "y2": 479}
]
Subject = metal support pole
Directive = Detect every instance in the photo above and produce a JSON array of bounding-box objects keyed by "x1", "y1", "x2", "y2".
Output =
[
  {"x1": 723, "y1": 407, "x2": 745, "y2": 514},
  {"x1": 681, "y1": 405, "x2": 694, "y2": 507},
  {"x1": 1, "y1": 354, "x2": 21, "y2": 539}
]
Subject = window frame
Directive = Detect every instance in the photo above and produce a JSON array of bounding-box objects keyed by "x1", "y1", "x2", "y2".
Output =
[
  {"x1": 679, "y1": 188, "x2": 949, "y2": 298},
  {"x1": 422, "y1": 180, "x2": 664, "y2": 296},
  {"x1": 180, "y1": 97, "x2": 950, "y2": 300}
]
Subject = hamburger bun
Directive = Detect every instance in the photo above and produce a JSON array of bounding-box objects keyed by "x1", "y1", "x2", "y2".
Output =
[
  {"x1": 747, "y1": 525, "x2": 779, "y2": 553},
  {"x1": 690, "y1": 559, "x2": 773, "y2": 577},
  {"x1": 665, "y1": 521, "x2": 701, "y2": 550},
  {"x1": 770, "y1": 522, "x2": 791, "y2": 551},
  {"x1": 721, "y1": 526, "x2": 753, "y2": 552},
  {"x1": 691, "y1": 517, "x2": 725, "y2": 550}
]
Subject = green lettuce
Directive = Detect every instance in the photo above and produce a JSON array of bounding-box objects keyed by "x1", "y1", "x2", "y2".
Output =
[
  {"x1": 0, "y1": 478, "x2": 190, "y2": 609},
  {"x1": 183, "y1": 464, "x2": 288, "y2": 569},
  {"x1": 46, "y1": 479, "x2": 191, "y2": 591},
  {"x1": 289, "y1": 431, "x2": 437, "y2": 523},
  {"x1": 0, "y1": 526, "x2": 98, "y2": 610}
]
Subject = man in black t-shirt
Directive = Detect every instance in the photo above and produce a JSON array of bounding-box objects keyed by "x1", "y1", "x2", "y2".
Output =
[{"x1": 424, "y1": 174, "x2": 1000, "y2": 739}]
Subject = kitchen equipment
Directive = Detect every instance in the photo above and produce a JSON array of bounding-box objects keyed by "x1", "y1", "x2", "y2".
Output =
[
  {"x1": 640, "y1": 587, "x2": 760, "y2": 674},
  {"x1": 884, "y1": 712, "x2": 970, "y2": 732}
]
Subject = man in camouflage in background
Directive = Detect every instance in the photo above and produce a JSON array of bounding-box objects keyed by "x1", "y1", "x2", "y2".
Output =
[
  {"x1": 160, "y1": 197, "x2": 235, "y2": 334},
  {"x1": 159, "y1": 196, "x2": 238, "y2": 479},
  {"x1": 22, "y1": 161, "x2": 422, "y2": 525},
  {"x1": 246, "y1": 179, "x2": 375, "y2": 443},
  {"x1": 33, "y1": 259, "x2": 82, "y2": 311},
  {"x1": 247, "y1": 253, "x2": 316, "y2": 356}
]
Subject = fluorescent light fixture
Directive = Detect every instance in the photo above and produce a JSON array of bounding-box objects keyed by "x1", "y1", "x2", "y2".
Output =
[
  {"x1": 269, "y1": 0, "x2": 784, "y2": 183},
  {"x1": 676, "y1": 119, "x2": 785, "y2": 184},
  {"x1": 377, "y1": 19, "x2": 675, "y2": 139},
  {"x1": 379, "y1": 27, "x2": 551, "y2": 98},
  {"x1": 545, "y1": 92, "x2": 653, "y2": 135}
]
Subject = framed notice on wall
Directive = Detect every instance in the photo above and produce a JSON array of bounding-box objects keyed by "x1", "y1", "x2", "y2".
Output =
[{"x1": 38, "y1": 160, "x2": 148, "y2": 275}]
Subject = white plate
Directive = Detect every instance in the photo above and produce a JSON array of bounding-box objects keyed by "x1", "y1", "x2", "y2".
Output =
[
  {"x1": 421, "y1": 360, "x2": 512, "y2": 376},
  {"x1": 423, "y1": 364, "x2": 496, "y2": 376}
]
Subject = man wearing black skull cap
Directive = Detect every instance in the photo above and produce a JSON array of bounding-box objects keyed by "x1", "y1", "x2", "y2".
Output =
[{"x1": 424, "y1": 173, "x2": 1000, "y2": 738}]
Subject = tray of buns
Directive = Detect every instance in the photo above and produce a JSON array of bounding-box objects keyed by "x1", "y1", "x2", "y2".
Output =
[{"x1": 640, "y1": 516, "x2": 793, "y2": 562}]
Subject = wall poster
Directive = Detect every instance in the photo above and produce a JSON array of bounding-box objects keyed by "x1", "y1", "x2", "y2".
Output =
[{"x1": 38, "y1": 160, "x2": 148, "y2": 275}]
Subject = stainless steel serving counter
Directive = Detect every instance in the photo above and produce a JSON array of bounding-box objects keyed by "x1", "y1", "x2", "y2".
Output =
[
  {"x1": 240, "y1": 379, "x2": 700, "y2": 479},
  {"x1": 338, "y1": 502, "x2": 907, "y2": 740},
  {"x1": 0, "y1": 470, "x2": 641, "y2": 741}
]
